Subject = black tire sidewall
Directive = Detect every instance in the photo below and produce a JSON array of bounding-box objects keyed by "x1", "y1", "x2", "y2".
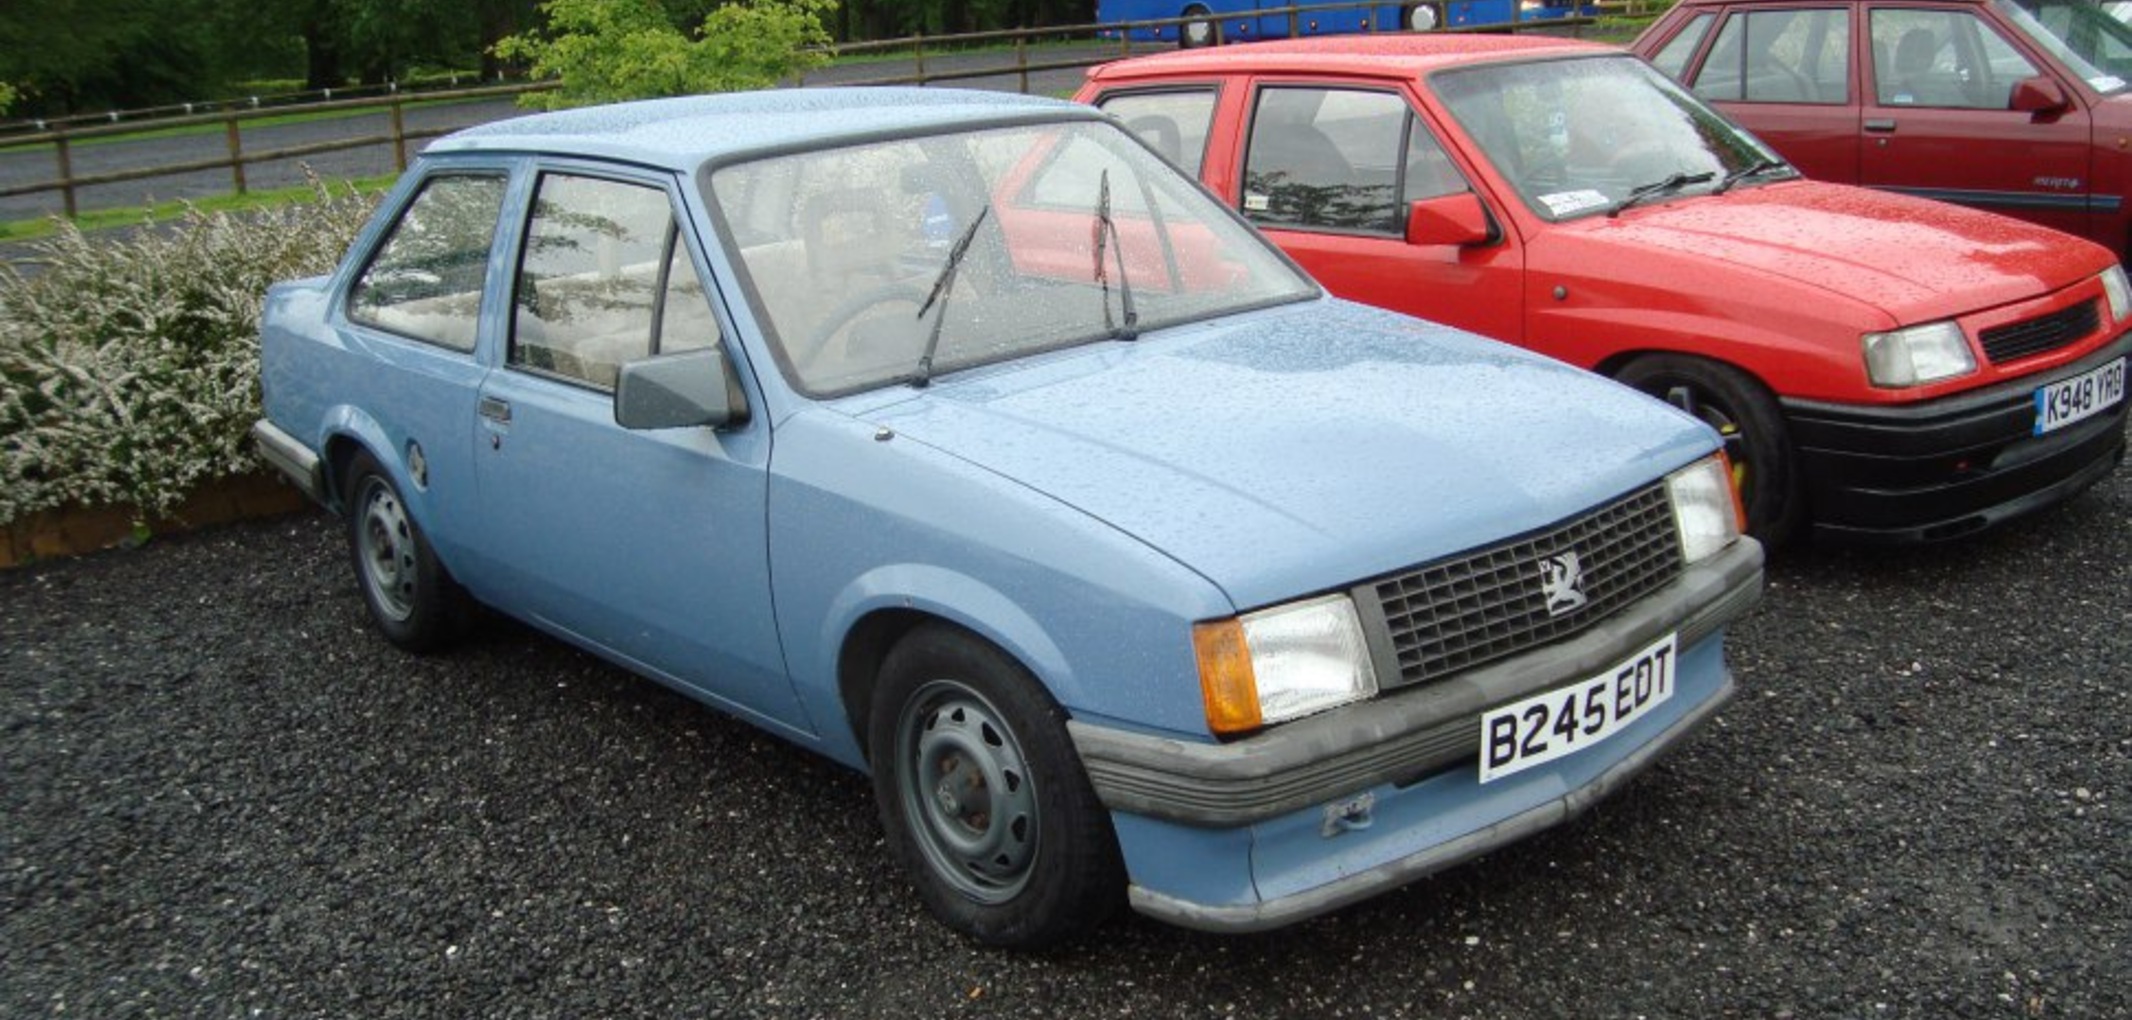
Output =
[
  {"x1": 866, "y1": 624, "x2": 1123, "y2": 949},
  {"x1": 1617, "y1": 354, "x2": 1801, "y2": 545},
  {"x1": 341, "y1": 450, "x2": 464, "y2": 652}
]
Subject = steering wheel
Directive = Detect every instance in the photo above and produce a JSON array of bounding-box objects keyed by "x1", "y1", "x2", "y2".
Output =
[{"x1": 801, "y1": 283, "x2": 930, "y2": 370}]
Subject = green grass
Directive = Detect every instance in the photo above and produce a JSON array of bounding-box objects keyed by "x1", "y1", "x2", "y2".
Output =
[{"x1": 0, "y1": 172, "x2": 398, "y2": 243}]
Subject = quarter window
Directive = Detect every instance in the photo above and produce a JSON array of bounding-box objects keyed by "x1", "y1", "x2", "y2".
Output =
[
  {"x1": 513, "y1": 174, "x2": 719, "y2": 390},
  {"x1": 1098, "y1": 88, "x2": 1219, "y2": 175},
  {"x1": 346, "y1": 175, "x2": 506, "y2": 352},
  {"x1": 1242, "y1": 87, "x2": 1465, "y2": 235}
]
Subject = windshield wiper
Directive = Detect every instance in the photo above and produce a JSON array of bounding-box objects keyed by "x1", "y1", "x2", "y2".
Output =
[
  {"x1": 1092, "y1": 168, "x2": 1139, "y2": 342},
  {"x1": 910, "y1": 203, "x2": 989, "y2": 388},
  {"x1": 1608, "y1": 171, "x2": 1716, "y2": 218},
  {"x1": 1712, "y1": 158, "x2": 1790, "y2": 195}
]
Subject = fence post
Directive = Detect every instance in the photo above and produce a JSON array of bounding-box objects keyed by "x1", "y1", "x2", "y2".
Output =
[
  {"x1": 53, "y1": 127, "x2": 77, "y2": 219},
  {"x1": 225, "y1": 112, "x2": 247, "y2": 195},
  {"x1": 915, "y1": 34, "x2": 927, "y2": 85},
  {"x1": 391, "y1": 95, "x2": 408, "y2": 171},
  {"x1": 1289, "y1": 6, "x2": 1302, "y2": 38},
  {"x1": 1016, "y1": 36, "x2": 1029, "y2": 94}
]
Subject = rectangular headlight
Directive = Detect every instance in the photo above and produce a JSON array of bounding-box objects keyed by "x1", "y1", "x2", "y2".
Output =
[
  {"x1": 2101, "y1": 265, "x2": 2130, "y2": 324},
  {"x1": 1194, "y1": 594, "x2": 1378, "y2": 735},
  {"x1": 1862, "y1": 321, "x2": 1975, "y2": 388},
  {"x1": 1667, "y1": 453, "x2": 1742, "y2": 564}
]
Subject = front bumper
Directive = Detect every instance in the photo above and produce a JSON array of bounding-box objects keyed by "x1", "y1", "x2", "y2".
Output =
[
  {"x1": 1783, "y1": 335, "x2": 2131, "y2": 543},
  {"x1": 1069, "y1": 536, "x2": 1762, "y2": 933}
]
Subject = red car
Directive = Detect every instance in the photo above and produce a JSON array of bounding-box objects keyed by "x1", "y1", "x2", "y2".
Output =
[
  {"x1": 1075, "y1": 34, "x2": 2131, "y2": 544},
  {"x1": 1631, "y1": 0, "x2": 2132, "y2": 259}
]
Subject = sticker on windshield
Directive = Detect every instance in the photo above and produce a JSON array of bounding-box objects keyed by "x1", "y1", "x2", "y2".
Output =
[
  {"x1": 1244, "y1": 192, "x2": 1271, "y2": 212},
  {"x1": 1539, "y1": 190, "x2": 1610, "y2": 216}
]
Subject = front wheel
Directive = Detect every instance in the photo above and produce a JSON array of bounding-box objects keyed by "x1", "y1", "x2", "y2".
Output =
[
  {"x1": 867, "y1": 624, "x2": 1123, "y2": 949},
  {"x1": 1615, "y1": 355, "x2": 1801, "y2": 546},
  {"x1": 342, "y1": 450, "x2": 471, "y2": 651}
]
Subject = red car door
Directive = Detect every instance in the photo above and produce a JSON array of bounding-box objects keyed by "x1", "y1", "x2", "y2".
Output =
[
  {"x1": 1859, "y1": 3, "x2": 2093, "y2": 237},
  {"x1": 1676, "y1": 4, "x2": 1865, "y2": 183},
  {"x1": 1229, "y1": 76, "x2": 1526, "y2": 344}
]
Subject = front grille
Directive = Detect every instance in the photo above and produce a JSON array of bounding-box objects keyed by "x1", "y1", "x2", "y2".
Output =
[
  {"x1": 1979, "y1": 300, "x2": 2099, "y2": 365},
  {"x1": 1367, "y1": 485, "x2": 1683, "y2": 688}
]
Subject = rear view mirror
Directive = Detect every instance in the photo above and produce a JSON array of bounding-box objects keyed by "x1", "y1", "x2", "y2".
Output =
[
  {"x1": 615, "y1": 347, "x2": 747, "y2": 430},
  {"x1": 1405, "y1": 192, "x2": 1495, "y2": 248},
  {"x1": 2010, "y1": 75, "x2": 2070, "y2": 118}
]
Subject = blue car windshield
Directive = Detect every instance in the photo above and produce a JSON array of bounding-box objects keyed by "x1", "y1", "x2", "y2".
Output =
[{"x1": 709, "y1": 119, "x2": 1316, "y2": 395}]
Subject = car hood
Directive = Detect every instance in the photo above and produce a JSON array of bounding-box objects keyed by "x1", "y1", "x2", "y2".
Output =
[
  {"x1": 857, "y1": 300, "x2": 1713, "y2": 611},
  {"x1": 1583, "y1": 180, "x2": 2109, "y2": 324}
]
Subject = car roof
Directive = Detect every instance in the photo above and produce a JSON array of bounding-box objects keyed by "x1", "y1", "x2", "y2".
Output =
[
  {"x1": 426, "y1": 87, "x2": 1097, "y2": 169},
  {"x1": 1083, "y1": 33, "x2": 1614, "y2": 84}
]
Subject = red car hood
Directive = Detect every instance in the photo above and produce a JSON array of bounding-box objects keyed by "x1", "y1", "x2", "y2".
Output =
[{"x1": 1585, "y1": 180, "x2": 2110, "y2": 325}]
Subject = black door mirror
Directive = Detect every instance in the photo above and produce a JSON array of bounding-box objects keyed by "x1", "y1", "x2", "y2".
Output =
[{"x1": 614, "y1": 347, "x2": 747, "y2": 430}]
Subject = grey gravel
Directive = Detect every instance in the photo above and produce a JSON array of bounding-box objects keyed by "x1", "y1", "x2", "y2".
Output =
[{"x1": 4, "y1": 451, "x2": 2127, "y2": 1019}]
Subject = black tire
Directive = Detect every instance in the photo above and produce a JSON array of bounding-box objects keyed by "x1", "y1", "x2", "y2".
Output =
[
  {"x1": 867, "y1": 623, "x2": 1123, "y2": 949},
  {"x1": 1178, "y1": 5, "x2": 1220, "y2": 49},
  {"x1": 341, "y1": 450, "x2": 472, "y2": 652},
  {"x1": 1614, "y1": 354, "x2": 1801, "y2": 546}
]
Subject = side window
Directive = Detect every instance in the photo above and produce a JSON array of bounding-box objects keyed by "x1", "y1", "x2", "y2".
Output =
[
  {"x1": 1872, "y1": 8, "x2": 2040, "y2": 108},
  {"x1": 1650, "y1": 13, "x2": 1717, "y2": 80},
  {"x1": 1244, "y1": 87, "x2": 1441, "y2": 234},
  {"x1": 513, "y1": 174, "x2": 709, "y2": 391},
  {"x1": 346, "y1": 175, "x2": 506, "y2": 352},
  {"x1": 1692, "y1": 8, "x2": 1851, "y2": 103},
  {"x1": 1097, "y1": 88, "x2": 1219, "y2": 175}
]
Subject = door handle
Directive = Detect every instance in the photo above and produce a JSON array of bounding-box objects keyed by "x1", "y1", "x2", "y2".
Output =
[
  {"x1": 1864, "y1": 118, "x2": 1897, "y2": 133},
  {"x1": 479, "y1": 396, "x2": 512, "y2": 423}
]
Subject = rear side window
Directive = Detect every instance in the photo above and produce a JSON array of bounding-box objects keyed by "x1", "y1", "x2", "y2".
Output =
[
  {"x1": 512, "y1": 173, "x2": 718, "y2": 391},
  {"x1": 1097, "y1": 89, "x2": 1219, "y2": 175},
  {"x1": 346, "y1": 175, "x2": 507, "y2": 352},
  {"x1": 1693, "y1": 8, "x2": 1852, "y2": 103}
]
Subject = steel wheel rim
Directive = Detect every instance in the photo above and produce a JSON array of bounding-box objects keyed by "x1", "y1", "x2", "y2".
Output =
[
  {"x1": 1407, "y1": 5, "x2": 1437, "y2": 31},
  {"x1": 894, "y1": 679, "x2": 1039, "y2": 904},
  {"x1": 355, "y1": 477, "x2": 417, "y2": 622},
  {"x1": 1184, "y1": 11, "x2": 1212, "y2": 45}
]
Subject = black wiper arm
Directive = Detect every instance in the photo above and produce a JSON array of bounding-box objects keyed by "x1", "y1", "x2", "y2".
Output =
[
  {"x1": 1092, "y1": 169, "x2": 1139, "y2": 342},
  {"x1": 1712, "y1": 158, "x2": 1790, "y2": 195},
  {"x1": 911, "y1": 203, "x2": 989, "y2": 388},
  {"x1": 1608, "y1": 171, "x2": 1716, "y2": 218}
]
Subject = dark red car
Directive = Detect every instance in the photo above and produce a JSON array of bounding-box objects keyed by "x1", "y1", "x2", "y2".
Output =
[
  {"x1": 1076, "y1": 34, "x2": 2131, "y2": 543},
  {"x1": 1632, "y1": 0, "x2": 2132, "y2": 259}
]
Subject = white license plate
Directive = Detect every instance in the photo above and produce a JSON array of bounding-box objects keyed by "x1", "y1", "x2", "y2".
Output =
[
  {"x1": 2033, "y1": 358, "x2": 2127, "y2": 435},
  {"x1": 1479, "y1": 632, "x2": 1677, "y2": 783}
]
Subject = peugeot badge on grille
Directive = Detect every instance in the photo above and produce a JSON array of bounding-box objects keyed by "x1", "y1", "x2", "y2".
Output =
[{"x1": 1541, "y1": 550, "x2": 1588, "y2": 617}]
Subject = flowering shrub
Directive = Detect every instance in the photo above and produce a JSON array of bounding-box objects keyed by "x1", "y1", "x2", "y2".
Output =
[{"x1": 0, "y1": 178, "x2": 378, "y2": 527}]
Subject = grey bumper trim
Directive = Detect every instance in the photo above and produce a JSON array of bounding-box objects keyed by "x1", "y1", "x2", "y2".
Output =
[
  {"x1": 1068, "y1": 537, "x2": 1762, "y2": 828},
  {"x1": 250, "y1": 419, "x2": 326, "y2": 505},
  {"x1": 1125, "y1": 668, "x2": 1737, "y2": 933}
]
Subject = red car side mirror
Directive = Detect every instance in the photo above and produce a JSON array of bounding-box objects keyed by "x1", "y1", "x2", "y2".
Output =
[
  {"x1": 2010, "y1": 75, "x2": 2071, "y2": 119},
  {"x1": 1404, "y1": 192, "x2": 1494, "y2": 248}
]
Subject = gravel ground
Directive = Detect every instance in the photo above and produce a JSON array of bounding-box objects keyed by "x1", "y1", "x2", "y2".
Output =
[{"x1": 4, "y1": 451, "x2": 2127, "y2": 1019}]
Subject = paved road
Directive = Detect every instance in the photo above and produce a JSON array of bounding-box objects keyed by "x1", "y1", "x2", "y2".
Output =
[
  {"x1": 0, "y1": 44, "x2": 1154, "y2": 226},
  {"x1": 4, "y1": 447, "x2": 2127, "y2": 1017}
]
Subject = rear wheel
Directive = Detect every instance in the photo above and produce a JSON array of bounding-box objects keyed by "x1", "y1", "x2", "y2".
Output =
[
  {"x1": 1404, "y1": 3, "x2": 1440, "y2": 31},
  {"x1": 342, "y1": 450, "x2": 472, "y2": 651},
  {"x1": 1179, "y1": 5, "x2": 1220, "y2": 48},
  {"x1": 867, "y1": 624, "x2": 1123, "y2": 949},
  {"x1": 1615, "y1": 354, "x2": 1801, "y2": 546}
]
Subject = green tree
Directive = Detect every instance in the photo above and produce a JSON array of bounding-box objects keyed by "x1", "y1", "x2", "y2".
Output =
[{"x1": 495, "y1": 0, "x2": 834, "y2": 109}]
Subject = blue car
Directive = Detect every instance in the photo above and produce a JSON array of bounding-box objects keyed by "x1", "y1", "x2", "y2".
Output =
[{"x1": 252, "y1": 88, "x2": 1763, "y2": 948}]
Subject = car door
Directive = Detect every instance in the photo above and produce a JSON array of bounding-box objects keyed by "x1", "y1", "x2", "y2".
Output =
[
  {"x1": 1859, "y1": 3, "x2": 2093, "y2": 235},
  {"x1": 1232, "y1": 79, "x2": 1525, "y2": 344},
  {"x1": 1673, "y1": 4, "x2": 1863, "y2": 183},
  {"x1": 468, "y1": 163, "x2": 807, "y2": 733}
]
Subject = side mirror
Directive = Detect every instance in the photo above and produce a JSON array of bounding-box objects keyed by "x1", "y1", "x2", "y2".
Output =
[
  {"x1": 1405, "y1": 192, "x2": 1495, "y2": 248},
  {"x1": 2010, "y1": 75, "x2": 2070, "y2": 118},
  {"x1": 614, "y1": 347, "x2": 747, "y2": 430}
]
